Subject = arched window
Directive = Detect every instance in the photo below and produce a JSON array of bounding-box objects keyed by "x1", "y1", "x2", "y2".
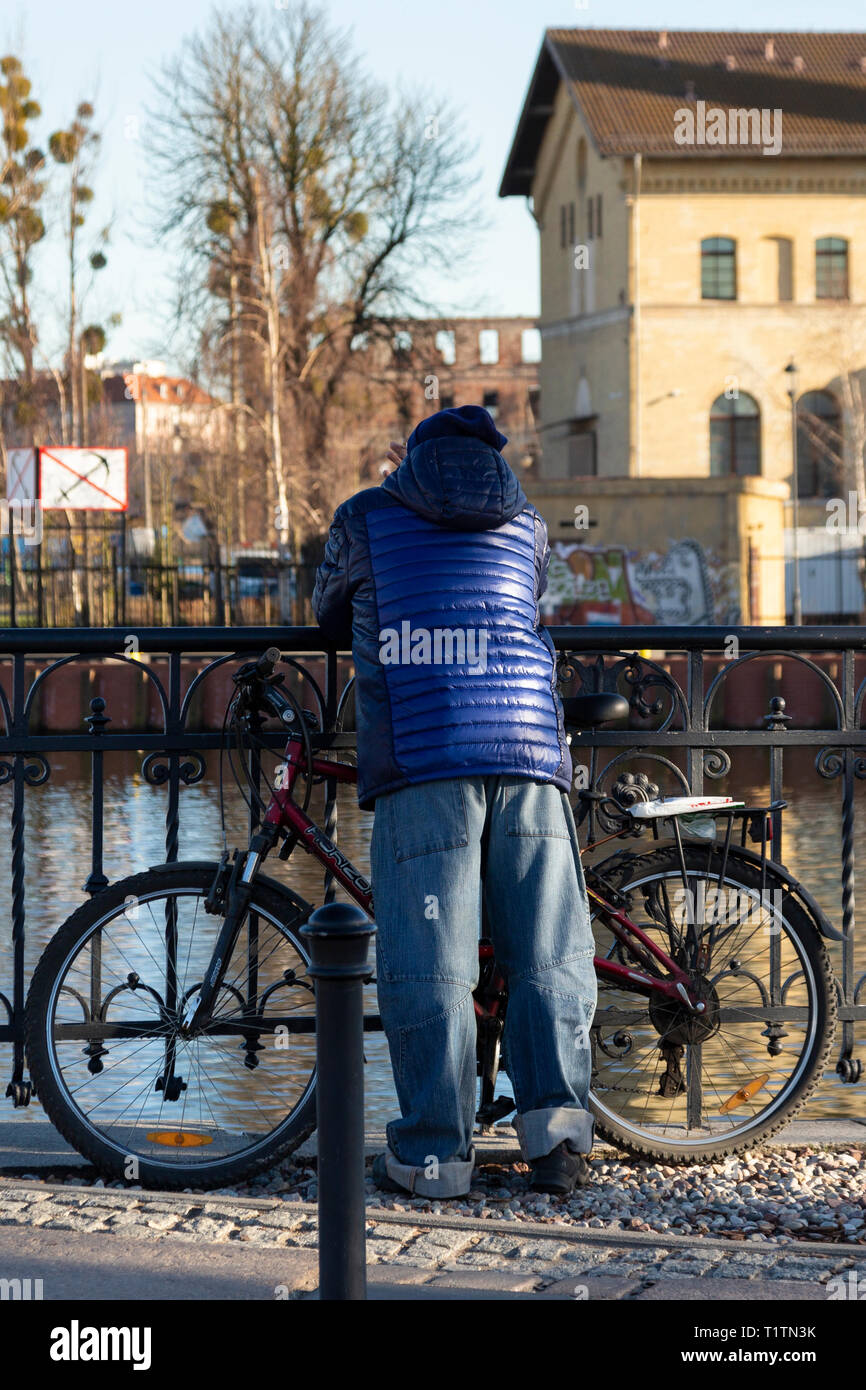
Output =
[
  {"x1": 797, "y1": 391, "x2": 841, "y2": 498},
  {"x1": 710, "y1": 392, "x2": 760, "y2": 475},
  {"x1": 701, "y1": 237, "x2": 737, "y2": 300},
  {"x1": 815, "y1": 238, "x2": 849, "y2": 300}
]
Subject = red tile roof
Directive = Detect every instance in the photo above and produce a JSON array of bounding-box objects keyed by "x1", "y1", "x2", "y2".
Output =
[
  {"x1": 101, "y1": 374, "x2": 217, "y2": 407},
  {"x1": 501, "y1": 29, "x2": 866, "y2": 194}
]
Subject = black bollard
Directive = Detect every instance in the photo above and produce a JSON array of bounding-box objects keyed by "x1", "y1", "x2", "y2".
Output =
[{"x1": 301, "y1": 902, "x2": 376, "y2": 1301}]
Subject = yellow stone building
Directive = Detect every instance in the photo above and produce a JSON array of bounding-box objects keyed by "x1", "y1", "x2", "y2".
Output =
[{"x1": 501, "y1": 29, "x2": 866, "y2": 625}]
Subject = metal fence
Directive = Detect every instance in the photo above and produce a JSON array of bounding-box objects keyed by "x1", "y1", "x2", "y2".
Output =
[
  {"x1": 0, "y1": 554, "x2": 319, "y2": 628},
  {"x1": 0, "y1": 624, "x2": 863, "y2": 1108}
]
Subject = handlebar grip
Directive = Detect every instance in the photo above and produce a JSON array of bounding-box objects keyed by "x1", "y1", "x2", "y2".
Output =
[{"x1": 255, "y1": 646, "x2": 282, "y2": 677}]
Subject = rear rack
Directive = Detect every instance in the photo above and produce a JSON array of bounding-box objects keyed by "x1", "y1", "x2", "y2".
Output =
[
  {"x1": 637, "y1": 799, "x2": 787, "y2": 849},
  {"x1": 643, "y1": 801, "x2": 788, "y2": 942}
]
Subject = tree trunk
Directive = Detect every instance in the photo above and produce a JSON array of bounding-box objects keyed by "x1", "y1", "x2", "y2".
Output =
[{"x1": 252, "y1": 169, "x2": 294, "y2": 620}]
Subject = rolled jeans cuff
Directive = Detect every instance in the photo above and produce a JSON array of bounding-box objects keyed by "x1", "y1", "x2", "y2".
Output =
[
  {"x1": 385, "y1": 1145, "x2": 475, "y2": 1198},
  {"x1": 514, "y1": 1106, "x2": 595, "y2": 1162}
]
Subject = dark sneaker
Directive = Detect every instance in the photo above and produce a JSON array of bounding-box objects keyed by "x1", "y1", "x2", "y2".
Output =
[
  {"x1": 370, "y1": 1152, "x2": 411, "y2": 1194},
  {"x1": 529, "y1": 1142, "x2": 592, "y2": 1195}
]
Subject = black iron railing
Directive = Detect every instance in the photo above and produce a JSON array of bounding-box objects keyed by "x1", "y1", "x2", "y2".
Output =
[{"x1": 0, "y1": 624, "x2": 864, "y2": 1105}]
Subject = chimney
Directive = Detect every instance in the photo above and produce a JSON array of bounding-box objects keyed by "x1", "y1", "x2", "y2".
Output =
[
  {"x1": 658, "y1": 30, "x2": 668, "y2": 50},
  {"x1": 725, "y1": 54, "x2": 737, "y2": 71},
  {"x1": 860, "y1": 56, "x2": 866, "y2": 74},
  {"x1": 684, "y1": 79, "x2": 696, "y2": 102},
  {"x1": 764, "y1": 39, "x2": 775, "y2": 61},
  {"x1": 792, "y1": 54, "x2": 805, "y2": 72}
]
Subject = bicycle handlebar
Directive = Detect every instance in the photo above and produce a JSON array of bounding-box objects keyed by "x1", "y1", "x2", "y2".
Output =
[
  {"x1": 255, "y1": 646, "x2": 282, "y2": 678},
  {"x1": 233, "y1": 650, "x2": 321, "y2": 733}
]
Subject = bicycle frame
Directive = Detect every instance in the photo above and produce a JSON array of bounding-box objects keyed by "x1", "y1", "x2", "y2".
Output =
[
  {"x1": 29, "y1": 667, "x2": 835, "y2": 1184},
  {"x1": 257, "y1": 732, "x2": 708, "y2": 1019}
]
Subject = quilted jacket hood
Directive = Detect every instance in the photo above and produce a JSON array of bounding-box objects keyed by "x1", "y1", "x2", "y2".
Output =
[{"x1": 381, "y1": 437, "x2": 528, "y2": 532}]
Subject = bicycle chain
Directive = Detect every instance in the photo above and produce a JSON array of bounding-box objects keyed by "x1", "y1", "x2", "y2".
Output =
[{"x1": 594, "y1": 1082, "x2": 654, "y2": 1094}]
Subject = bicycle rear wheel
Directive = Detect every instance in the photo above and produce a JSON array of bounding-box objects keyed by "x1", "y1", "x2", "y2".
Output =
[
  {"x1": 588, "y1": 844, "x2": 837, "y2": 1162},
  {"x1": 26, "y1": 864, "x2": 317, "y2": 1189}
]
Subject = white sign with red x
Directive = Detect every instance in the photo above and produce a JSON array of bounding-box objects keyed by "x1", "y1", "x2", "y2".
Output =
[{"x1": 37, "y1": 447, "x2": 128, "y2": 510}]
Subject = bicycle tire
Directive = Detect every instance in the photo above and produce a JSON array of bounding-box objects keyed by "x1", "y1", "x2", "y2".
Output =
[
  {"x1": 26, "y1": 864, "x2": 317, "y2": 1190},
  {"x1": 587, "y1": 843, "x2": 837, "y2": 1163}
]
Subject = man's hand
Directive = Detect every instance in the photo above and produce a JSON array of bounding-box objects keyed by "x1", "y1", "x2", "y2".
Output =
[
  {"x1": 385, "y1": 439, "x2": 407, "y2": 468},
  {"x1": 379, "y1": 439, "x2": 407, "y2": 479}
]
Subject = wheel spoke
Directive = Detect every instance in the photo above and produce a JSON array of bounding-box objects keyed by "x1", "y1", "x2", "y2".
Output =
[
  {"x1": 36, "y1": 877, "x2": 315, "y2": 1183},
  {"x1": 589, "y1": 852, "x2": 831, "y2": 1153}
]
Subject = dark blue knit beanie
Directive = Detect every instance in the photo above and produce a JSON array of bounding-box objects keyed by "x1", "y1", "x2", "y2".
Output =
[{"x1": 406, "y1": 404, "x2": 508, "y2": 454}]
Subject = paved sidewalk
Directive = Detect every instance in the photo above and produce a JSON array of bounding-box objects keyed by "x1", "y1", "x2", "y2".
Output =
[
  {"x1": 2, "y1": 1118, "x2": 864, "y2": 1298},
  {"x1": 0, "y1": 1178, "x2": 861, "y2": 1300}
]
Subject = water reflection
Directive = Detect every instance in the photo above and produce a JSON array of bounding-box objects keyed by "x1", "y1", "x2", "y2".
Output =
[{"x1": 1, "y1": 749, "x2": 862, "y2": 1135}]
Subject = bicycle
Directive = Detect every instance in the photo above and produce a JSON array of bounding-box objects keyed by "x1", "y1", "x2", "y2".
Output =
[{"x1": 25, "y1": 648, "x2": 838, "y2": 1189}]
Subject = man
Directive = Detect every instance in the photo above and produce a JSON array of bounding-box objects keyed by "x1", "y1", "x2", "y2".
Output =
[{"x1": 312, "y1": 405, "x2": 596, "y2": 1198}]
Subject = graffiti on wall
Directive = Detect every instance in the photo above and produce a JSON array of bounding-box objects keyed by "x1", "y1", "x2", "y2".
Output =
[{"x1": 541, "y1": 538, "x2": 740, "y2": 625}]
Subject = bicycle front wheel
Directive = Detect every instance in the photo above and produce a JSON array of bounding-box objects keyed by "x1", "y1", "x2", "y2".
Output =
[
  {"x1": 26, "y1": 864, "x2": 317, "y2": 1190},
  {"x1": 588, "y1": 844, "x2": 837, "y2": 1163}
]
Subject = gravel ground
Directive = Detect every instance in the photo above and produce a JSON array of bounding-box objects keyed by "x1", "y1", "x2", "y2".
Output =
[
  {"x1": 4, "y1": 1178, "x2": 865, "y2": 1296},
  {"x1": 17, "y1": 1145, "x2": 865, "y2": 1246}
]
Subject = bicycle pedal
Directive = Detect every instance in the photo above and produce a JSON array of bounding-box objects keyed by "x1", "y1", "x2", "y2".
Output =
[{"x1": 475, "y1": 1096, "x2": 517, "y2": 1124}]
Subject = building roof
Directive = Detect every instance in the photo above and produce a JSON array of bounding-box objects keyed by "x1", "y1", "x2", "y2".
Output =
[
  {"x1": 500, "y1": 29, "x2": 866, "y2": 194},
  {"x1": 101, "y1": 374, "x2": 217, "y2": 407}
]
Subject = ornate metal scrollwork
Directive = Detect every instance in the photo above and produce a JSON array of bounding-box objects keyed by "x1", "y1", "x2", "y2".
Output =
[
  {"x1": 816, "y1": 748, "x2": 844, "y2": 780},
  {"x1": 24, "y1": 755, "x2": 50, "y2": 786},
  {"x1": 611, "y1": 770, "x2": 660, "y2": 808},
  {"x1": 0, "y1": 755, "x2": 49, "y2": 787},
  {"x1": 142, "y1": 752, "x2": 207, "y2": 787},
  {"x1": 587, "y1": 752, "x2": 690, "y2": 837},
  {"x1": 815, "y1": 747, "x2": 866, "y2": 782},
  {"x1": 703, "y1": 749, "x2": 731, "y2": 781},
  {"x1": 588, "y1": 770, "x2": 662, "y2": 838},
  {"x1": 556, "y1": 650, "x2": 687, "y2": 732},
  {"x1": 593, "y1": 1025, "x2": 635, "y2": 1061}
]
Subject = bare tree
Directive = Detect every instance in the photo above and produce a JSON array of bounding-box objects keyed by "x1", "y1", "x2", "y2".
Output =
[
  {"x1": 830, "y1": 370, "x2": 866, "y2": 506},
  {"x1": 147, "y1": 1, "x2": 482, "y2": 563},
  {"x1": 791, "y1": 322, "x2": 866, "y2": 506},
  {"x1": 48, "y1": 101, "x2": 109, "y2": 447},
  {"x1": 0, "y1": 55, "x2": 45, "y2": 437}
]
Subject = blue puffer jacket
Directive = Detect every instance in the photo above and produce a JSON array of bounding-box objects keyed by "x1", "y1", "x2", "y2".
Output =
[{"x1": 312, "y1": 434, "x2": 572, "y2": 809}]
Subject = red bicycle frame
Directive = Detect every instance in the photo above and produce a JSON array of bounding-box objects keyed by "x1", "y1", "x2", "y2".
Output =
[{"x1": 263, "y1": 731, "x2": 706, "y2": 1018}]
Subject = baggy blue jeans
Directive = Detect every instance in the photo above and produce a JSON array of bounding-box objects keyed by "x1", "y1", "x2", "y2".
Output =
[{"x1": 370, "y1": 775, "x2": 597, "y2": 1198}]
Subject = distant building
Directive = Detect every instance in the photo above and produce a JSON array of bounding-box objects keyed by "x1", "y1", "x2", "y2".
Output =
[
  {"x1": 1, "y1": 361, "x2": 222, "y2": 529},
  {"x1": 500, "y1": 29, "x2": 866, "y2": 623},
  {"x1": 341, "y1": 316, "x2": 541, "y2": 485},
  {"x1": 99, "y1": 362, "x2": 220, "y2": 456}
]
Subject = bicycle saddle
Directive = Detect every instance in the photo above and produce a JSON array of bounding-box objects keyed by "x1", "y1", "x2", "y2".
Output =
[{"x1": 561, "y1": 693, "x2": 630, "y2": 728}]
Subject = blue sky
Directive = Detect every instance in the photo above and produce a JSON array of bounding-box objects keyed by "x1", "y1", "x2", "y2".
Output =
[{"x1": 7, "y1": 0, "x2": 866, "y2": 374}]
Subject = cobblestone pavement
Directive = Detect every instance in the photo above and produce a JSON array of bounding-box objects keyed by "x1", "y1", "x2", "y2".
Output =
[{"x1": 1, "y1": 1179, "x2": 864, "y2": 1298}]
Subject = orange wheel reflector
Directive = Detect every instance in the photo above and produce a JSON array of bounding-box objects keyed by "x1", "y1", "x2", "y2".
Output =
[
  {"x1": 718, "y1": 1073, "x2": 770, "y2": 1114},
  {"x1": 145, "y1": 1131, "x2": 214, "y2": 1148}
]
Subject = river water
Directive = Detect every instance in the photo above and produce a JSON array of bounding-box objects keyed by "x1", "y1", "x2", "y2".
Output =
[{"x1": 1, "y1": 748, "x2": 863, "y2": 1131}]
